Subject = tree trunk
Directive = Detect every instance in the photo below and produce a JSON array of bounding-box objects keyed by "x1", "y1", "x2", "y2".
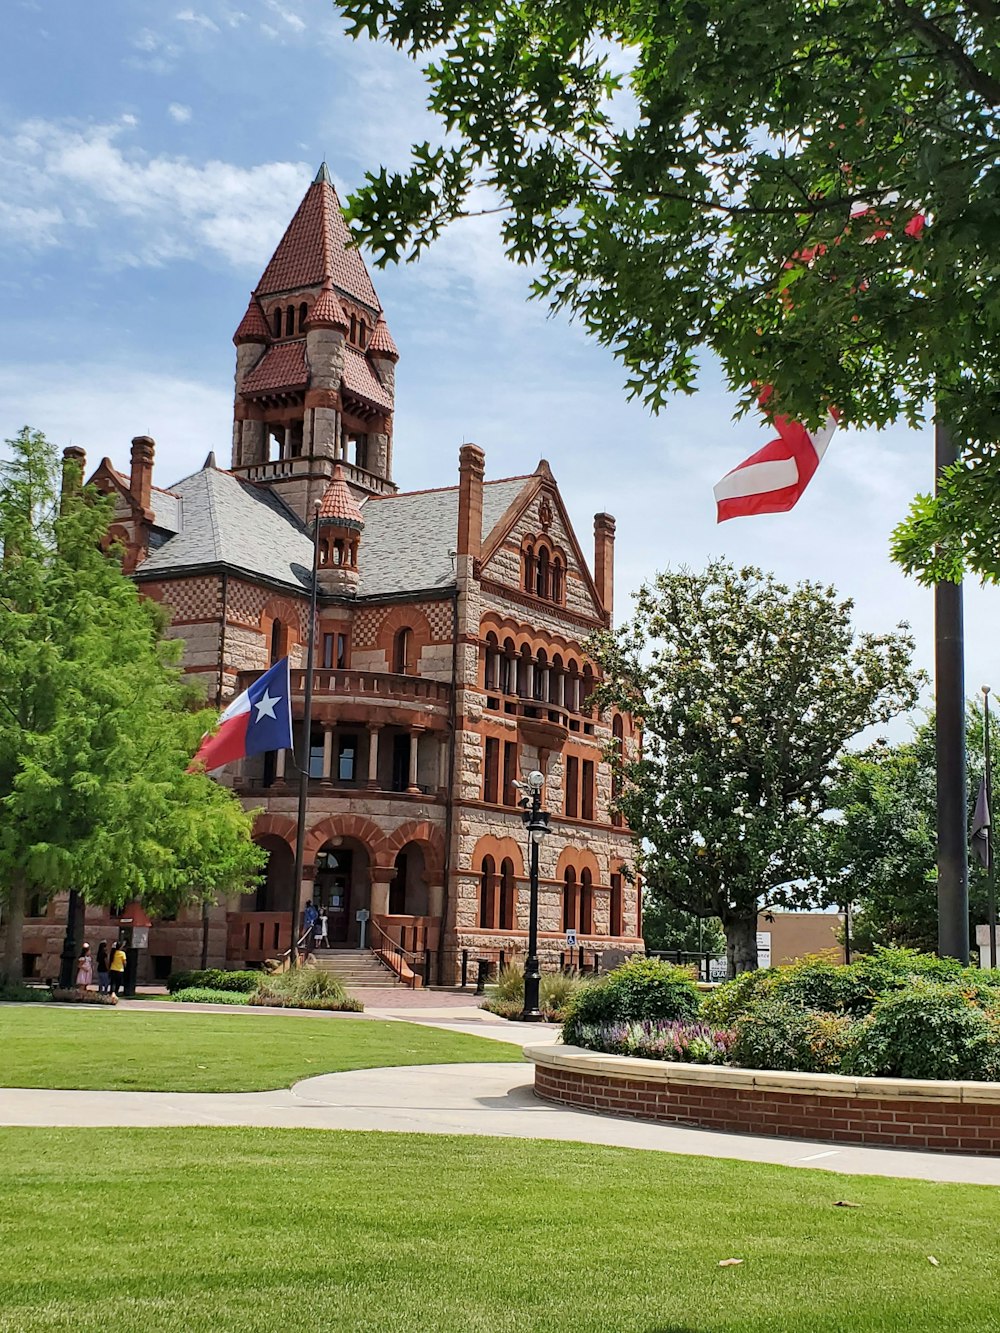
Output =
[
  {"x1": 1, "y1": 876, "x2": 26, "y2": 981},
  {"x1": 725, "y1": 915, "x2": 758, "y2": 979}
]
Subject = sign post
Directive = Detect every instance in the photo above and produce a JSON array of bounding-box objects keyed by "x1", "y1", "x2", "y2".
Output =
[{"x1": 356, "y1": 907, "x2": 370, "y2": 951}]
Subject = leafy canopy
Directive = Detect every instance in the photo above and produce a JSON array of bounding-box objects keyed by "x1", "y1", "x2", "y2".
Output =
[
  {"x1": 338, "y1": 0, "x2": 1000, "y2": 579},
  {"x1": 0, "y1": 428, "x2": 263, "y2": 933},
  {"x1": 589, "y1": 560, "x2": 921, "y2": 971}
]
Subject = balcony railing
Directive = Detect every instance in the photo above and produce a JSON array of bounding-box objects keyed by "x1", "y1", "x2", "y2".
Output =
[{"x1": 237, "y1": 668, "x2": 451, "y2": 707}]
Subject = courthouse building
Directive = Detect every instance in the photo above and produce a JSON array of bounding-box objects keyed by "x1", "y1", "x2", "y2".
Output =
[{"x1": 17, "y1": 166, "x2": 639, "y2": 983}]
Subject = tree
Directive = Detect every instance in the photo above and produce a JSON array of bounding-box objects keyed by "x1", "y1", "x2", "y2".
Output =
[
  {"x1": 339, "y1": 0, "x2": 1000, "y2": 580},
  {"x1": 590, "y1": 561, "x2": 921, "y2": 975},
  {"x1": 820, "y1": 707, "x2": 997, "y2": 952},
  {"x1": 641, "y1": 893, "x2": 724, "y2": 958},
  {"x1": 0, "y1": 428, "x2": 263, "y2": 978}
]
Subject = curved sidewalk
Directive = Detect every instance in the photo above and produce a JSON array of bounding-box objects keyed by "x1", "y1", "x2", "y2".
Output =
[{"x1": 2, "y1": 1061, "x2": 998, "y2": 1185}]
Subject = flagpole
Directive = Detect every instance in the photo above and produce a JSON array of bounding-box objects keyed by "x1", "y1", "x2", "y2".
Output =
[
  {"x1": 289, "y1": 502, "x2": 322, "y2": 967},
  {"x1": 984, "y1": 685, "x2": 996, "y2": 969}
]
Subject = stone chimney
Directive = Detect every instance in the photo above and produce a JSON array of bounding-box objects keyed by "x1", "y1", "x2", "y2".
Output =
[
  {"x1": 61, "y1": 445, "x2": 86, "y2": 499},
  {"x1": 457, "y1": 444, "x2": 485, "y2": 561},
  {"x1": 594, "y1": 512, "x2": 616, "y2": 622},
  {"x1": 130, "y1": 436, "x2": 155, "y2": 514}
]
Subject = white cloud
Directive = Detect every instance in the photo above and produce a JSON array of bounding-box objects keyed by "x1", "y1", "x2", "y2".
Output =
[
  {"x1": 175, "y1": 8, "x2": 219, "y2": 32},
  {"x1": 0, "y1": 117, "x2": 311, "y2": 271},
  {"x1": 168, "y1": 103, "x2": 193, "y2": 123},
  {"x1": 266, "y1": 1, "x2": 306, "y2": 33}
]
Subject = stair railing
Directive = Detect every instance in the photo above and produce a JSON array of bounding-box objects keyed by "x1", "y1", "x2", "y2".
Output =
[{"x1": 369, "y1": 917, "x2": 423, "y2": 989}]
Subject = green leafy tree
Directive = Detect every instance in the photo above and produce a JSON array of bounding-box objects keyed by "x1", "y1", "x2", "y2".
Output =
[
  {"x1": 820, "y1": 708, "x2": 997, "y2": 952},
  {"x1": 641, "y1": 893, "x2": 724, "y2": 957},
  {"x1": 0, "y1": 428, "x2": 263, "y2": 978},
  {"x1": 338, "y1": 0, "x2": 1000, "y2": 580},
  {"x1": 590, "y1": 561, "x2": 921, "y2": 975}
]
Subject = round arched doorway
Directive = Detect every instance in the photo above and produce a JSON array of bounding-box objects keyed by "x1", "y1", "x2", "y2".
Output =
[
  {"x1": 242, "y1": 835, "x2": 294, "y2": 913},
  {"x1": 388, "y1": 842, "x2": 429, "y2": 916},
  {"x1": 313, "y1": 839, "x2": 371, "y2": 945}
]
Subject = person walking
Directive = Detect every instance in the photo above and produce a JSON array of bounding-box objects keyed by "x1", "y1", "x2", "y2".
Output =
[
  {"x1": 108, "y1": 940, "x2": 127, "y2": 996},
  {"x1": 96, "y1": 941, "x2": 110, "y2": 995},
  {"x1": 313, "y1": 909, "x2": 324, "y2": 954},
  {"x1": 319, "y1": 908, "x2": 329, "y2": 950},
  {"x1": 75, "y1": 943, "x2": 94, "y2": 992}
]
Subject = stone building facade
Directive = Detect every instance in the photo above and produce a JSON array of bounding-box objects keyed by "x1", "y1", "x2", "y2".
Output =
[{"x1": 15, "y1": 166, "x2": 639, "y2": 984}]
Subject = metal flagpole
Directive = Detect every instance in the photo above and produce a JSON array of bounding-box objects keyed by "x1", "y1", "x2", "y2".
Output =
[
  {"x1": 289, "y1": 502, "x2": 322, "y2": 967},
  {"x1": 935, "y1": 418, "x2": 969, "y2": 962},
  {"x1": 984, "y1": 686, "x2": 996, "y2": 969}
]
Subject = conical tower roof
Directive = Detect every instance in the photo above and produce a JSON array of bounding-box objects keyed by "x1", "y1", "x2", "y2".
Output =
[
  {"x1": 368, "y1": 315, "x2": 399, "y2": 361},
  {"x1": 233, "y1": 295, "x2": 270, "y2": 344},
  {"x1": 318, "y1": 465, "x2": 365, "y2": 530},
  {"x1": 306, "y1": 282, "x2": 349, "y2": 331},
  {"x1": 255, "y1": 164, "x2": 381, "y2": 312}
]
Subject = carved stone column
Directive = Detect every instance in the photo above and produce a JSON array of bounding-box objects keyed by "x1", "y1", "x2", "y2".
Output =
[
  {"x1": 407, "y1": 727, "x2": 424, "y2": 794},
  {"x1": 322, "y1": 726, "x2": 333, "y2": 782},
  {"x1": 366, "y1": 724, "x2": 382, "y2": 789}
]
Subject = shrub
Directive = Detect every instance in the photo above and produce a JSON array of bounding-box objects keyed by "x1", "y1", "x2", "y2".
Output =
[
  {"x1": 842, "y1": 980, "x2": 1000, "y2": 1082},
  {"x1": 171, "y1": 987, "x2": 250, "y2": 1005},
  {"x1": 701, "y1": 967, "x2": 775, "y2": 1025},
  {"x1": 563, "y1": 956, "x2": 700, "y2": 1046},
  {"x1": 493, "y1": 964, "x2": 525, "y2": 1003},
  {"x1": 252, "y1": 966, "x2": 364, "y2": 1012},
  {"x1": 50, "y1": 988, "x2": 118, "y2": 1006},
  {"x1": 729, "y1": 997, "x2": 854, "y2": 1074},
  {"x1": 572, "y1": 1019, "x2": 733, "y2": 1065},
  {"x1": 0, "y1": 977, "x2": 49, "y2": 1003},
  {"x1": 540, "y1": 971, "x2": 584, "y2": 1015},
  {"x1": 166, "y1": 969, "x2": 260, "y2": 995},
  {"x1": 480, "y1": 997, "x2": 533, "y2": 1022}
]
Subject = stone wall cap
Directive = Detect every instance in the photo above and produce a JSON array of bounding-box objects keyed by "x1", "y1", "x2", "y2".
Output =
[{"x1": 527, "y1": 1043, "x2": 1000, "y2": 1103}]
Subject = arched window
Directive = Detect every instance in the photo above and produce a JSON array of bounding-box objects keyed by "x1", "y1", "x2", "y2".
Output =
[
  {"x1": 500, "y1": 638, "x2": 516, "y2": 694},
  {"x1": 534, "y1": 648, "x2": 548, "y2": 701},
  {"x1": 550, "y1": 653, "x2": 564, "y2": 706},
  {"x1": 551, "y1": 557, "x2": 564, "y2": 604},
  {"x1": 567, "y1": 661, "x2": 580, "y2": 714},
  {"x1": 393, "y1": 627, "x2": 412, "y2": 675},
  {"x1": 285, "y1": 305, "x2": 295, "y2": 336},
  {"x1": 479, "y1": 856, "x2": 496, "y2": 928},
  {"x1": 612, "y1": 714, "x2": 625, "y2": 828},
  {"x1": 350, "y1": 314, "x2": 358, "y2": 343},
  {"x1": 535, "y1": 546, "x2": 549, "y2": 599},
  {"x1": 484, "y1": 632, "x2": 500, "y2": 690},
  {"x1": 299, "y1": 301, "x2": 308, "y2": 330},
  {"x1": 562, "y1": 867, "x2": 578, "y2": 933},
  {"x1": 269, "y1": 618, "x2": 285, "y2": 665},
  {"x1": 359, "y1": 320, "x2": 368, "y2": 347},
  {"x1": 271, "y1": 307, "x2": 282, "y2": 337},
  {"x1": 516, "y1": 645, "x2": 532, "y2": 697},
  {"x1": 499, "y1": 858, "x2": 516, "y2": 930},
  {"x1": 523, "y1": 544, "x2": 535, "y2": 593},
  {"x1": 580, "y1": 868, "x2": 594, "y2": 935}
]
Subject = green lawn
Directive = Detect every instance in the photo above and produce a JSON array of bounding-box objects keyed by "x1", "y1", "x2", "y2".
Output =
[
  {"x1": 1, "y1": 1128, "x2": 998, "y2": 1333},
  {"x1": 0, "y1": 1007, "x2": 520, "y2": 1092}
]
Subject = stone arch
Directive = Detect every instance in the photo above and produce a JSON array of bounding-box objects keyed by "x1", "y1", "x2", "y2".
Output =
[
  {"x1": 304, "y1": 813, "x2": 387, "y2": 866},
  {"x1": 249, "y1": 811, "x2": 298, "y2": 856},
  {"x1": 260, "y1": 595, "x2": 306, "y2": 661},
  {"x1": 377, "y1": 604, "x2": 434, "y2": 673},
  {"x1": 555, "y1": 845, "x2": 603, "y2": 885},
  {"x1": 383, "y1": 819, "x2": 444, "y2": 879},
  {"x1": 471, "y1": 834, "x2": 525, "y2": 879}
]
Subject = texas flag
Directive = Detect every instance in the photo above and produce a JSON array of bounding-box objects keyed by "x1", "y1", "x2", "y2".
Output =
[{"x1": 189, "y1": 658, "x2": 294, "y2": 772}]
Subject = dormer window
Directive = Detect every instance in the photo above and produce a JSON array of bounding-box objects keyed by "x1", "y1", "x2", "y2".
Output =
[{"x1": 520, "y1": 536, "x2": 565, "y2": 605}]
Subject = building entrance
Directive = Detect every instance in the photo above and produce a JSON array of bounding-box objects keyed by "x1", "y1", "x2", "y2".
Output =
[{"x1": 314, "y1": 847, "x2": 353, "y2": 943}]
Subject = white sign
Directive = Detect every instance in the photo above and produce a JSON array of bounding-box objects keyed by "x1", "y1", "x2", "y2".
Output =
[
  {"x1": 757, "y1": 931, "x2": 772, "y2": 969},
  {"x1": 565, "y1": 928, "x2": 578, "y2": 949},
  {"x1": 355, "y1": 909, "x2": 370, "y2": 923},
  {"x1": 709, "y1": 956, "x2": 728, "y2": 983}
]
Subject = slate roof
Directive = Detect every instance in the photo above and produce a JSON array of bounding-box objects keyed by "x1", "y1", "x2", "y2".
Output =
[
  {"x1": 255, "y1": 170, "x2": 381, "y2": 312},
  {"x1": 108, "y1": 467, "x2": 182, "y2": 532},
  {"x1": 134, "y1": 465, "x2": 533, "y2": 599},
  {"x1": 136, "y1": 466, "x2": 314, "y2": 590},
  {"x1": 342, "y1": 345, "x2": 393, "y2": 413},
  {"x1": 356, "y1": 476, "x2": 530, "y2": 596},
  {"x1": 241, "y1": 341, "x2": 308, "y2": 396}
]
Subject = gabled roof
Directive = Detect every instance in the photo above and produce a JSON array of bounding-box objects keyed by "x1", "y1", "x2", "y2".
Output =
[
  {"x1": 240, "y1": 340, "x2": 308, "y2": 396},
  {"x1": 342, "y1": 344, "x2": 393, "y2": 413},
  {"x1": 135, "y1": 467, "x2": 314, "y2": 591},
  {"x1": 90, "y1": 460, "x2": 182, "y2": 532},
  {"x1": 255, "y1": 166, "x2": 381, "y2": 311},
  {"x1": 356, "y1": 477, "x2": 530, "y2": 596}
]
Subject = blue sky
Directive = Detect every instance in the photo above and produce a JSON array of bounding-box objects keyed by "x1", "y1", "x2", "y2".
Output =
[{"x1": 2, "y1": 0, "x2": 996, "y2": 735}]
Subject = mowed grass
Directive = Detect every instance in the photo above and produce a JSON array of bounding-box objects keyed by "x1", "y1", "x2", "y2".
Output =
[
  {"x1": 2, "y1": 1128, "x2": 999, "y2": 1333},
  {"x1": 0, "y1": 1006, "x2": 520, "y2": 1092}
]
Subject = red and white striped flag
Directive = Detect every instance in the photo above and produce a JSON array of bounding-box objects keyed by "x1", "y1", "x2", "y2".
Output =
[{"x1": 714, "y1": 404, "x2": 838, "y2": 522}]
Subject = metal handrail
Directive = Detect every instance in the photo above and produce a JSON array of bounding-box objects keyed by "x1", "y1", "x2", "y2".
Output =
[{"x1": 369, "y1": 917, "x2": 422, "y2": 989}]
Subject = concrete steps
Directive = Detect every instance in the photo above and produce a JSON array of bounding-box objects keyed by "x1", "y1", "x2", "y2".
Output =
[{"x1": 309, "y1": 950, "x2": 399, "y2": 988}]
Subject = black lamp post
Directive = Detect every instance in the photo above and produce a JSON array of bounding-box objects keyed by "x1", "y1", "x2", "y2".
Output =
[{"x1": 517, "y1": 770, "x2": 550, "y2": 1021}]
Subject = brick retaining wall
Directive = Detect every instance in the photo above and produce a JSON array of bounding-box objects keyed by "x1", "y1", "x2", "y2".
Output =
[{"x1": 529, "y1": 1046, "x2": 1000, "y2": 1154}]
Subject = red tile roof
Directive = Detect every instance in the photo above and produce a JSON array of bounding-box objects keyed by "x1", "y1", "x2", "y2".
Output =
[
  {"x1": 306, "y1": 283, "x2": 349, "y2": 331},
  {"x1": 255, "y1": 173, "x2": 381, "y2": 312},
  {"x1": 318, "y1": 465, "x2": 364, "y2": 527},
  {"x1": 240, "y1": 340, "x2": 308, "y2": 396},
  {"x1": 233, "y1": 295, "x2": 270, "y2": 344},
  {"x1": 341, "y1": 345, "x2": 393, "y2": 413},
  {"x1": 368, "y1": 315, "x2": 399, "y2": 361}
]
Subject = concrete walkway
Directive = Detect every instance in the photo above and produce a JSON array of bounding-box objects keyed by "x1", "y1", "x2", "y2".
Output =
[{"x1": 2, "y1": 1058, "x2": 999, "y2": 1186}]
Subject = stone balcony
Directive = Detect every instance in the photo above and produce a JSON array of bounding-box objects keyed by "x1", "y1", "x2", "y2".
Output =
[{"x1": 237, "y1": 667, "x2": 452, "y2": 730}]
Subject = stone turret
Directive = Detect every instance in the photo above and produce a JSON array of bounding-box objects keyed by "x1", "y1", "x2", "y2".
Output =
[
  {"x1": 227, "y1": 163, "x2": 398, "y2": 520},
  {"x1": 316, "y1": 465, "x2": 364, "y2": 596}
]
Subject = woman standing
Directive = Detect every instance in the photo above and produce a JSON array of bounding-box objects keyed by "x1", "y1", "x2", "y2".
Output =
[
  {"x1": 96, "y1": 941, "x2": 110, "y2": 995},
  {"x1": 108, "y1": 940, "x2": 127, "y2": 996},
  {"x1": 75, "y1": 943, "x2": 94, "y2": 992}
]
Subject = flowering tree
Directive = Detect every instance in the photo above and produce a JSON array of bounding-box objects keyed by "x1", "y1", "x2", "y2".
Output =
[{"x1": 590, "y1": 561, "x2": 921, "y2": 974}]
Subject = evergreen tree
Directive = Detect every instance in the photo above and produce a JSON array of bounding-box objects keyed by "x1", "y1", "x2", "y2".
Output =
[
  {"x1": 0, "y1": 428, "x2": 263, "y2": 978},
  {"x1": 590, "y1": 561, "x2": 921, "y2": 975}
]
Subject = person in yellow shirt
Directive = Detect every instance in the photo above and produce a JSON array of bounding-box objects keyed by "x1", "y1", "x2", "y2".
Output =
[{"x1": 108, "y1": 941, "x2": 127, "y2": 997}]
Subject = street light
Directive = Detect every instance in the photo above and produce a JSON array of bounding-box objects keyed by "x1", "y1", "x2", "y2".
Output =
[{"x1": 514, "y1": 769, "x2": 551, "y2": 1021}]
